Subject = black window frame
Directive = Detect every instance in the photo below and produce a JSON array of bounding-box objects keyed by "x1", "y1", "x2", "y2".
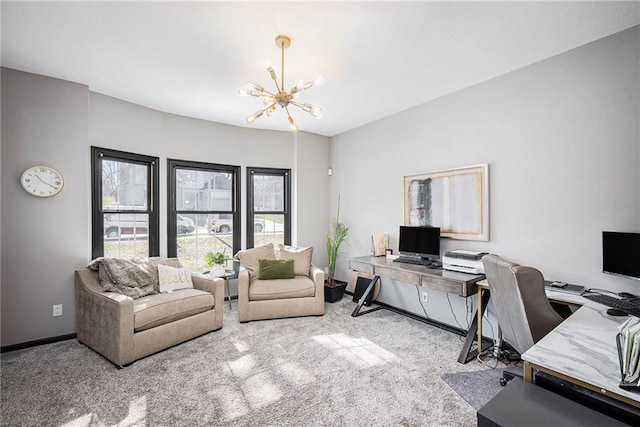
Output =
[
  {"x1": 167, "y1": 159, "x2": 241, "y2": 258},
  {"x1": 91, "y1": 146, "x2": 159, "y2": 259},
  {"x1": 247, "y1": 167, "x2": 292, "y2": 248}
]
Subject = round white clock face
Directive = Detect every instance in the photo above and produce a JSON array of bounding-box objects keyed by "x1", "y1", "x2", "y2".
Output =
[{"x1": 20, "y1": 166, "x2": 64, "y2": 197}]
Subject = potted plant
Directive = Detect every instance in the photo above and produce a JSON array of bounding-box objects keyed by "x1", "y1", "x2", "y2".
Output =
[
  {"x1": 325, "y1": 196, "x2": 349, "y2": 302},
  {"x1": 205, "y1": 250, "x2": 229, "y2": 278}
]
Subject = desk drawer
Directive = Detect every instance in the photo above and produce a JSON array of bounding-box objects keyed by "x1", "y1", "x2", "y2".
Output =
[
  {"x1": 375, "y1": 265, "x2": 420, "y2": 285},
  {"x1": 421, "y1": 275, "x2": 462, "y2": 295},
  {"x1": 349, "y1": 260, "x2": 373, "y2": 274}
]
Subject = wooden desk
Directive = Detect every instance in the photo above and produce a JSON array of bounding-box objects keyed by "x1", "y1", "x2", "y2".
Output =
[
  {"x1": 349, "y1": 256, "x2": 485, "y2": 363},
  {"x1": 349, "y1": 256, "x2": 484, "y2": 297},
  {"x1": 522, "y1": 302, "x2": 640, "y2": 409}
]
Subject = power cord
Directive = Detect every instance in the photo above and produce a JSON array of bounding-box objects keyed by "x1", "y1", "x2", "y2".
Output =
[
  {"x1": 445, "y1": 293, "x2": 466, "y2": 337},
  {"x1": 415, "y1": 285, "x2": 430, "y2": 319},
  {"x1": 476, "y1": 345, "x2": 522, "y2": 369},
  {"x1": 465, "y1": 297, "x2": 473, "y2": 331}
]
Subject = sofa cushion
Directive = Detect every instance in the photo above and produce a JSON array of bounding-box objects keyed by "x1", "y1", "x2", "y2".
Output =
[
  {"x1": 249, "y1": 276, "x2": 315, "y2": 301},
  {"x1": 133, "y1": 288, "x2": 214, "y2": 332},
  {"x1": 278, "y1": 245, "x2": 313, "y2": 277},
  {"x1": 237, "y1": 243, "x2": 276, "y2": 280},
  {"x1": 259, "y1": 259, "x2": 295, "y2": 280},
  {"x1": 157, "y1": 264, "x2": 194, "y2": 292}
]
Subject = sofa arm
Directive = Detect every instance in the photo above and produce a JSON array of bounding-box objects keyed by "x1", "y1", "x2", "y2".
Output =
[
  {"x1": 75, "y1": 268, "x2": 135, "y2": 366},
  {"x1": 192, "y1": 275, "x2": 224, "y2": 299},
  {"x1": 192, "y1": 275, "x2": 224, "y2": 327},
  {"x1": 310, "y1": 264, "x2": 325, "y2": 299}
]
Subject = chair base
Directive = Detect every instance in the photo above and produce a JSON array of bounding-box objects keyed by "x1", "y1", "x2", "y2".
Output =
[{"x1": 500, "y1": 368, "x2": 522, "y2": 386}]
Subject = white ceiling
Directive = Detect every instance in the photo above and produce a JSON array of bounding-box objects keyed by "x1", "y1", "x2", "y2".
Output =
[{"x1": 2, "y1": 1, "x2": 639, "y2": 137}]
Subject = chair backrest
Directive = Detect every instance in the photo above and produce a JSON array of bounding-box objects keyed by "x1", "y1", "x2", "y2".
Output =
[{"x1": 482, "y1": 254, "x2": 564, "y2": 355}]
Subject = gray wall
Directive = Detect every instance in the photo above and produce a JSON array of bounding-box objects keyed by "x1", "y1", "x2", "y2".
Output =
[
  {"x1": 1, "y1": 69, "x2": 330, "y2": 347},
  {"x1": 329, "y1": 26, "x2": 640, "y2": 333},
  {"x1": 1, "y1": 69, "x2": 89, "y2": 346}
]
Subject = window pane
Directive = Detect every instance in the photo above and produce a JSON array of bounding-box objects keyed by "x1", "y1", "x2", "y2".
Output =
[
  {"x1": 253, "y1": 214, "x2": 284, "y2": 247},
  {"x1": 176, "y1": 169, "x2": 233, "y2": 211},
  {"x1": 102, "y1": 159, "x2": 148, "y2": 211},
  {"x1": 103, "y1": 213, "x2": 149, "y2": 258},
  {"x1": 176, "y1": 214, "x2": 233, "y2": 273},
  {"x1": 253, "y1": 175, "x2": 284, "y2": 212}
]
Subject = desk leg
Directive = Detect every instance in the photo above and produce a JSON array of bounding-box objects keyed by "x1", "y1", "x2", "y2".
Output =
[
  {"x1": 524, "y1": 361, "x2": 534, "y2": 383},
  {"x1": 351, "y1": 275, "x2": 383, "y2": 317},
  {"x1": 458, "y1": 289, "x2": 491, "y2": 364},
  {"x1": 477, "y1": 289, "x2": 484, "y2": 354}
]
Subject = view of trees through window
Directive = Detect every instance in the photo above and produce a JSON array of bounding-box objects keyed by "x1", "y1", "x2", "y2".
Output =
[
  {"x1": 248, "y1": 168, "x2": 290, "y2": 248},
  {"x1": 169, "y1": 161, "x2": 240, "y2": 272},
  {"x1": 102, "y1": 160, "x2": 149, "y2": 258},
  {"x1": 92, "y1": 147, "x2": 159, "y2": 259}
]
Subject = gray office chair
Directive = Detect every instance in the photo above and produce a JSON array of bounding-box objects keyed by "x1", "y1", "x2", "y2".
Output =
[{"x1": 482, "y1": 254, "x2": 564, "y2": 385}]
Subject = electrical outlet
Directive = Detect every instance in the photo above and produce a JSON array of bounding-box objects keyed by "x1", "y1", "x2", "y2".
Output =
[
  {"x1": 421, "y1": 291, "x2": 429, "y2": 303},
  {"x1": 53, "y1": 304, "x2": 62, "y2": 317}
]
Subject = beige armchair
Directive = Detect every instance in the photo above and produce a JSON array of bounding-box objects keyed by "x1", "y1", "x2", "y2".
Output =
[
  {"x1": 75, "y1": 258, "x2": 224, "y2": 367},
  {"x1": 237, "y1": 243, "x2": 325, "y2": 322}
]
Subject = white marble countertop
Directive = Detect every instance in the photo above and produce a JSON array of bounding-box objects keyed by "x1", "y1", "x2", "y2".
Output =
[{"x1": 522, "y1": 302, "x2": 640, "y2": 403}]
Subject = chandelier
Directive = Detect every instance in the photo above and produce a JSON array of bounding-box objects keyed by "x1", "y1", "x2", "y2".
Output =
[{"x1": 238, "y1": 35, "x2": 323, "y2": 132}]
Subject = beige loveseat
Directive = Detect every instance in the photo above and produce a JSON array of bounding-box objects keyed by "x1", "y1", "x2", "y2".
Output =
[
  {"x1": 237, "y1": 243, "x2": 325, "y2": 322},
  {"x1": 75, "y1": 258, "x2": 223, "y2": 367}
]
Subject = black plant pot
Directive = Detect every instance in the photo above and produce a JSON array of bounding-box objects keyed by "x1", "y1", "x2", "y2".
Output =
[{"x1": 324, "y1": 280, "x2": 347, "y2": 303}]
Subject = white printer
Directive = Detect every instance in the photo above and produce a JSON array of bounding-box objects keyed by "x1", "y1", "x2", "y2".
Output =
[{"x1": 442, "y1": 250, "x2": 488, "y2": 274}]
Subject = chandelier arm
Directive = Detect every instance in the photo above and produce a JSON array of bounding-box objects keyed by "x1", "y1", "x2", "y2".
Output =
[
  {"x1": 269, "y1": 72, "x2": 281, "y2": 93},
  {"x1": 256, "y1": 89, "x2": 276, "y2": 98},
  {"x1": 289, "y1": 100, "x2": 306, "y2": 110},
  {"x1": 289, "y1": 100, "x2": 312, "y2": 115},
  {"x1": 284, "y1": 106, "x2": 298, "y2": 132},
  {"x1": 262, "y1": 102, "x2": 277, "y2": 113}
]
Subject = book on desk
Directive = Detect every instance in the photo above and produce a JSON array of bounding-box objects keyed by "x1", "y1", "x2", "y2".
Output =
[{"x1": 616, "y1": 317, "x2": 640, "y2": 391}]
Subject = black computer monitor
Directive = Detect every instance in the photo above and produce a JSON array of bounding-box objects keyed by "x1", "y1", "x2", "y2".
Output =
[
  {"x1": 398, "y1": 226, "x2": 441, "y2": 261},
  {"x1": 602, "y1": 231, "x2": 640, "y2": 281}
]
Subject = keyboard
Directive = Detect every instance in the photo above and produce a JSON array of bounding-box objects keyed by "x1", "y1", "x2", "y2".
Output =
[
  {"x1": 583, "y1": 294, "x2": 640, "y2": 317},
  {"x1": 394, "y1": 257, "x2": 425, "y2": 265}
]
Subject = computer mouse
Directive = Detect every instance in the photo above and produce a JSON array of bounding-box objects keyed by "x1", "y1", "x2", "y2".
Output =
[
  {"x1": 607, "y1": 308, "x2": 629, "y2": 317},
  {"x1": 618, "y1": 292, "x2": 637, "y2": 299}
]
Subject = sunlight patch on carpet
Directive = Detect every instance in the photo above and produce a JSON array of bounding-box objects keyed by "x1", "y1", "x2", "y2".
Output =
[
  {"x1": 275, "y1": 359, "x2": 316, "y2": 386},
  {"x1": 232, "y1": 339, "x2": 249, "y2": 352},
  {"x1": 243, "y1": 372, "x2": 283, "y2": 409},
  {"x1": 313, "y1": 333, "x2": 400, "y2": 368},
  {"x1": 59, "y1": 396, "x2": 147, "y2": 427},
  {"x1": 225, "y1": 354, "x2": 256, "y2": 379}
]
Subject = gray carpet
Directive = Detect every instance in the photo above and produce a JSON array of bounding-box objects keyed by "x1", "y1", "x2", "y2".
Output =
[
  {"x1": 440, "y1": 369, "x2": 505, "y2": 411},
  {"x1": 1, "y1": 298, "x2": 500, "y2": 426}
]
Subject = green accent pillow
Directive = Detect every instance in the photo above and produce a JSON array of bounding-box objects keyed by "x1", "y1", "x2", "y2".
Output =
[{"x1": 258, "y1": 259, "x2": 295, "y2": 280}]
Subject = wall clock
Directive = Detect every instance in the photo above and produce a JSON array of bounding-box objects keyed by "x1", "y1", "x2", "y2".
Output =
[{"x1": 20, "y1": 165, "x2": 64, "y2": 197}]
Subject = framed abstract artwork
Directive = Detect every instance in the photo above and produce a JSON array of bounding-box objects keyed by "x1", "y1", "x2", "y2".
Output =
[{"x1": 404, "y1": 164, "x2": 489, "y2": 241}]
